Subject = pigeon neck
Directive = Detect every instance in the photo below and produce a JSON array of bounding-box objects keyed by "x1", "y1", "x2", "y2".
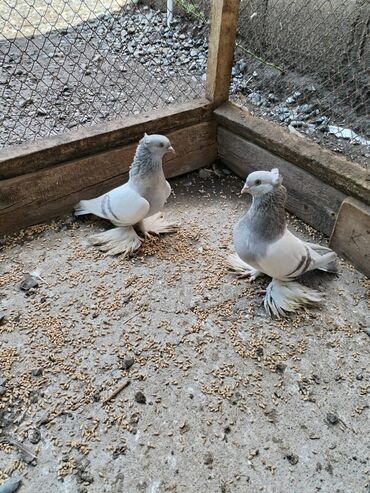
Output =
[
  {"x1": 129, "y1": 145, "x2": 162, "y2": 180},
  {"x1": 250, "y1": 186, "x2": 287, "y2": 239}
]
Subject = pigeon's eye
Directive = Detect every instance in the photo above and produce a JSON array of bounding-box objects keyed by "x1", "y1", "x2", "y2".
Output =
[
  {"x1": 255, "y1": 179, "x2": 262, "y2": 185},
  {"x1": 159, "y1": 143, "x2": 164, "y2": 147}
]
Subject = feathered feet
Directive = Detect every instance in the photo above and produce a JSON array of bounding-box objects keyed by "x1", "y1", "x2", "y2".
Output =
[
  {"x1": 90, "y1": 226, "x2": 142, "y2": 256},
  {"x1": 264, "y1": 279, "x2": 323, "y2": 318},
  {"x1": 136, "y1": 212, "x2": 178, "y2": 238},
  {"x1": 227, "y1": 254, "x2": 262, "y2": 281},
  {"x1": 227, "y1": 254, "x2": 323, "y2": 318},
  {"x1": 89, "y1": 213, "x2": 178, "y2": 256}
]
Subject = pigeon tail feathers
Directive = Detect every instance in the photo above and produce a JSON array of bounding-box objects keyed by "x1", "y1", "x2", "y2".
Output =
[
  {"x1": 311, "y1": 250, "x2": 338, "y2": 274},
  {"x1": 74, "y1": 198, "x2": 102, "y2": 217},
  {"x1": 264, "y1": 279, "x2": 323, "y2": 318}
]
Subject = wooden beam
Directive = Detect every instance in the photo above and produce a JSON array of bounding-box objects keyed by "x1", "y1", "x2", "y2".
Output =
[
  {"x1": 0, "y1": 99, "x2": 212, "y2": 180},
  {"x1": 206, "y1": 0, "x2": 240, "y2": 107},
  {"x1": 0, "y1": 122, "x2": 217, "y2": 236},
  {"x1": 218, "y1": 127, "x2": 346, "y2": 235},
  {"x1": 214, "y1": 101, "x2": 370, "y2": 205},
  {"x1": 330, "y1": 198, "x2": 370, "y2": 277}
]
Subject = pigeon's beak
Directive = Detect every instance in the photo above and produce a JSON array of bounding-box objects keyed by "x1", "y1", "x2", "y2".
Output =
[
  {"x1": 241, "y1": 185, "x2": 250, "y2": 194},
  {"x1": 168, "y1": 146, "x2": 176, "y2": 155}
]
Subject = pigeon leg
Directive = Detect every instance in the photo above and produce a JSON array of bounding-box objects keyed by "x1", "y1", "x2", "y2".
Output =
[
  {"x1": 227, "y1": 254, "x2": 262, "y2": 282},
  {"x1": 89, "y1": 226, "x2": 142, "y2": 256},
  {"x1": 136, "y1": 212, "x2": 178, "y2": 237},
  {"x1": 238, "y1": 267, "x2": 262, "y2": 281}
]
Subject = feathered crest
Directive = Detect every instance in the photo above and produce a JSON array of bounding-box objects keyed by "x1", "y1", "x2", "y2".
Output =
[{"x1": 271, "y1": 168, "x2": 283, "y2": 185}]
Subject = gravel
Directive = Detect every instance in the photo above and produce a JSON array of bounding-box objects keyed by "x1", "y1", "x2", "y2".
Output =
[
  {"x1": 0, "y1": 170, "x2": 369, "y2": 492},
  {"x1": 1, "y1": 3, "x2": 368, "y2": 169}
]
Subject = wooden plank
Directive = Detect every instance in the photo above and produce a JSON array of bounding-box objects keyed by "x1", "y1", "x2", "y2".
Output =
[
  {"x1": 218, "y1": 127, "x2": 346, "y2": 235},
  {"x1": 214, "y1": 101, "x2": 370, "y2": 205},
  {"x1": 330, "y1": 198, "x2": 370, "y2": 277},
  {"x1": 206, "y1": 0, "x2": 240, "y2": 107},
  {"x1": 0, "y1": 122, "x2": 217, "y2": 236},
  {"x1": 0, "y1": 99, "x2": 212, "y2": 180}
]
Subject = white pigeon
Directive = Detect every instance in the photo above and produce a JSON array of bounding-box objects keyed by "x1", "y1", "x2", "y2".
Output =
[
  {"x1": 228, "y1": 168, "x2": 338, "y2": 317},
  {"x1": 74, "y1": 133, "x2": 178, "y2": 256}
]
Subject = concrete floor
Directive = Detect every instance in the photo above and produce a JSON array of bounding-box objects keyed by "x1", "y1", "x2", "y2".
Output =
[{"x1": 0, "y1": 171, "x2": 369, "y2": 493}]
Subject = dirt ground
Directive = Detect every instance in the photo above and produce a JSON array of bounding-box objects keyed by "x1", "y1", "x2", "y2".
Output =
[{"x1": 0, "y1": 170, "x2": 369, "y2": 493}]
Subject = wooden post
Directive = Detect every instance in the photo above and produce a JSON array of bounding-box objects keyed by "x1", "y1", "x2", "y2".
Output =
[{"x1": 206, "y1": 0, "x2": 241, "y2": 107}]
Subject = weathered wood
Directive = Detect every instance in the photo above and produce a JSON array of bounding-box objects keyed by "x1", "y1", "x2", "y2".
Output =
[
  {"x1": 0, "y1": 122, "x2": 217, "y2": 236},
  {"x1": 214, "y1": 101, "x2": 370, "y2": 205},
  {"x1": 206, "y1": 0, "x2": 240, "y2": 106},
  {"x1": 218, "y1": 127, "x2": 346, "y2": 235},
  {"x1": 0, "y1": 99, "x2": 213, "y2": 180},
  {"x1": 330, "y1": 198, "x2": 370, "y2": 277}
]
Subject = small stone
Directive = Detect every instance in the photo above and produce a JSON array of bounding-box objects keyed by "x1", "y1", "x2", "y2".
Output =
[
  {"x1": 19, "y1": 98, "x2": 33, "y2": 108},
  {"x1": 122, "y1": 356, "x2": 135, "y2": 370},
  {"x1": 92, "y1": 391, "x2": 100, "y2": 402},
  {"x1": 356, "y1": 373, "x2": 363, "y2": 380},
  {"x1": 365, "y1": 328, "x2": 370, "y2": 337},
  {"x1": 248, "y1": 92, "x2": 263, "y2": 106},
  {"x1": 256, "y1": 347, "x2": 264, "y2": 357},
  {"x1": 19, "y1": 275, "x2": 39, "y2": 291},
  {"x1": 326, "y1": 412, "x2": 339, "y2": 425},
  {"x1": 0, "y1": 312, "x2": 5, "y2": 325},
  {"x1": 0, "y1": 386, "x2": 6, "y2": 396},
  {"x1": 290, "y1": 120, "x2": 305, "y2": 127},
  {"x1": 297, "y1": 103, "x2": 313, "y2": 113},
  {"x1": 204, "y1": 452, "x2": 213, "y2": 465},
  {"x1": 199, "y1": 168, "x2": 213, "y2": 179},
  {"x1": 134, "y1": 391, "x2": 146, "y2": 404},
  {"x1": 275, "y1": 362, "x2": 287, "y2": 374},
  {"x1": 28, "y1": 429, "x2": 41, "y2": 444},
  {"x1": 268, "y1": 93, "x2": 278, "y2": 103},
  {"x1": 32, "y1": 368, "x2": 43, "y2": 377},
  {"x1": 38, "y1": 413, "x2": 50, "y2": 426},
  {"x1": 0, "y1": 478, "x2": 22, "y2": 493},
  {"x1": 285, "y1": 453, "x2": 299, "y2": 465}
]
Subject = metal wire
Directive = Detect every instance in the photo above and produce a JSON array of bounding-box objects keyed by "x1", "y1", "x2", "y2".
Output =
[
  {"x1": 0, "y1": 0, "x2": 209, "y2": 148},
  {"x1": 234, "y1": 0, "x2": 370, "y2": 166}
]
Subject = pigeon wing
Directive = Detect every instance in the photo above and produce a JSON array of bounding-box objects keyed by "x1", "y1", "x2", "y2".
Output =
[
  {"x1": 77, "y1": 183, "x2": 150, "y2": 226},
  {"x1": 258, "y1": 229, "x2": 314, "y2": 281}
]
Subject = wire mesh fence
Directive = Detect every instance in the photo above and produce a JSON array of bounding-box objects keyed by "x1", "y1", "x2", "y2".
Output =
[
  {"x1": 0, "y1": 0, "x2": 209, "y2": 148},
  {"x1": 231, "y1": 0, "x2": 370, "y2": 168}
]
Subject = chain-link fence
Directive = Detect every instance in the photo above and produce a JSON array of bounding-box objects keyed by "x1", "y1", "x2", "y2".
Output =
[
  {"x1": 231, "y1": 0, "x2": 370, "y2": 168},
  {"x1": 0, "y1": 0, "x2": 209, "y2": 148}
]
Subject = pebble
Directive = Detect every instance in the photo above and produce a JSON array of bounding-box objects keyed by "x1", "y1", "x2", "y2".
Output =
[
  {"x1": 275, "y1": 362, "x2": 287, "y2": 373},
  {"x1": 122, "y1": 356, "x2": 135, "y2": 370},
  {"x1": 285, "y1": 453, "x2": 299, "y2": 465},
  {"x1": 326, "y1": 412, "x2": 339, "y2": 425},
  {"x1": 19, "y1": 274, "x2": 39, "y2": 291},
  {"x1": 204, "y1": 452, "x2": 213, "y2": 465},
  {"x1": 31, "y1": 368, "x2": 43, "y2": 377},
  {"x1": 0, "y1": 478, "x2": 22, "y2": 493},
  {"x1": 297, "y1": 103, "x2": 313, "y2": 113},
  {"x1": 0, "y1": 312, "x2": 5, "y2": 325},
  {"x1": 248, "y1": 92, "x2": 263, "y2": 106},
  {"x1": 134, "y1": 391, "x2": 146, "y2": 404},
  {"x1": 29, "y1": 428, "x2": 41, "y2": 444},
  {"x1": 199, "y1": 168, "x2": 213, "y2": 179},
  {"x1": 290, "y1": 120, "x2": 305, "y2": 127},
  {"x1": 0, "y1": 386, "x2": 6, "y2": 396}
]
